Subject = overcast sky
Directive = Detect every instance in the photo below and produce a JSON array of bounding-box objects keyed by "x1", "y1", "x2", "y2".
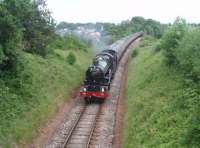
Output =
[{"x1": 47, "y1": 0, "x2": 200, "y2": 24}]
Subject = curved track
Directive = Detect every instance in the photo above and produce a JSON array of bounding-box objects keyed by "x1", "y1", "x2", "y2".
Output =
[
  {"x1": 61, "y1": 34, "x2": 142, "y2": 148},
  {"x1": 45, "y1": 33, "x2": 142, "y2": 148}
]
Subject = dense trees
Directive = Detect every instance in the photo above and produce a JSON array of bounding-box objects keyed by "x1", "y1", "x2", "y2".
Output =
[
  {"x1": 176, "y1": 29, "x2": 200, "y2": 82},
  {"x1": 105, "y1": 16, "x2": 164, "y2": 41},
  {"x1": 0, "y1": 2, "x2": 22, "y2": 70},
  {"x1": 159, "y1": 17, "x2": 200, "y2": 83},
  {"x1": 0, "y1": 0, "x2": 55, "y2": 71},
  {"x1": 158, "y1": 18, "x2": 200, "y2": 146},
  {"x1": 159, "y1": 18, "x2": 187, "y2": 65}
]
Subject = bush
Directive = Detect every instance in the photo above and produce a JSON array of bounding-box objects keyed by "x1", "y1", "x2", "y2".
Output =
[
  {"x1": 132, "y1": 48, "x2": 139, "y2": 58},
  {"x1": 175, "y1": 29, "x2": 200, "y2": 82},
  {"x1": 50, "y1": 35, "x2": 89, "y2": 52},
  {"x1": 160, "y1": 17, "x2": 187, "y2": 65},
  {"x1": 154, "y1": 42, "x2": 162, "y2": 52},
  {"x1": 139, "y1": 36, "x2": 155, "y2": 47},
  {"x1": 67, "y1": 52, "x2": 76, "y2": 65}
]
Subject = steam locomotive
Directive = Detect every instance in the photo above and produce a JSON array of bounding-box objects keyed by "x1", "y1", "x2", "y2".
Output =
[{"x1": 80, "y1": 32, "x2": 142, "y2": 102}]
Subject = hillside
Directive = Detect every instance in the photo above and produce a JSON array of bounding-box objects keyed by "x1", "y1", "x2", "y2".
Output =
[
  {"x1": 0, "y1": 1, "x2": 94, "y2": 147},
  {"x1": 0, "y1": 48, "x2": 92, "y2": 147},
  {"x1": 1, "y1": 0, "x2": 200, "y2": 147},
  {"x1": 123, "y1": 36, "x2": 200, "y2": 147}
]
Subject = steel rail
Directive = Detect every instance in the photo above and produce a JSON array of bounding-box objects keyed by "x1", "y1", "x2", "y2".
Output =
[
  {"x1": 62, "y1": 104, "x2": 101, "y2": 148},
  {"x1": 86, "y1": 105, "x2": 101, "y2": 148},
  {"x1": 61, "y1": 105, "x2": 86, "y2": 148},
  {"x1": 61, "y1": 33, "x2": 142, "y2": 148}
]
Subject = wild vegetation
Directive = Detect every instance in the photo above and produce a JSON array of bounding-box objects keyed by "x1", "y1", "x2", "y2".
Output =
[
  {"x1": 104, "y1": 16, "x2": 165, "y2": 41},
  {"x1": 0, "y1": 0, "x2": 92, "y2": 147},
  {"x1": 124, "y1": 18, "x2": 200, "y2": 147},
  {"x1": 1, "y1": 0, "x2": 200, "y2": 147}
]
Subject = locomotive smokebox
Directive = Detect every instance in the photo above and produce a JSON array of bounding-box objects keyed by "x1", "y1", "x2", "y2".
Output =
[{"x1": 86, "y1": 66, "x2": 104, "y2": 79}]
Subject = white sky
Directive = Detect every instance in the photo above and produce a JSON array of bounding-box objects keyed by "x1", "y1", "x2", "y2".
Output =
[{"x1": 47, "y1": 0, "x2": 200, "y2": 24}]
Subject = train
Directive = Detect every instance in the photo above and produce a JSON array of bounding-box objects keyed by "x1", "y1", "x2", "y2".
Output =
[{"x1": 80, "y1": 32, "x2": 143, "y2": 103}]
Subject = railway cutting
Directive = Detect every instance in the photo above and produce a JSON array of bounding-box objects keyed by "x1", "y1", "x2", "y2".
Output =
[{"x1": 45, "y1": 32, "x2": 142, "y2": 148}]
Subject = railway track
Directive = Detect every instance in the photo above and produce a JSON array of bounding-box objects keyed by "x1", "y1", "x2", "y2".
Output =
[
  {"x1": 61, "y1": 103, "x2": 101, "y2": 148},
  {"x1": 45, "y1": 33, "x2": 142, "y2": 148},
  {"x1": 60, "y1": 34, "x2": 142, "y2": 148}
]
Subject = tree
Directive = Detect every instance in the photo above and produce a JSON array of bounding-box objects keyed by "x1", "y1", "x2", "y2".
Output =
[
  {"x1": 0, "y1": 0, "x2": 55, "y2": 71},
  {"x1": 175, "y1": 29, "x2": 200, "y2": 81},
  {"x1": 3, "y1": 0, "x2": 55, "y2": 57},
  {"x1": 131, "y1": 16, "x2": 146, "y2": 32},
  {"x1": 144, "y1": 19, "x2": 162, "y2": 38},
  {"x1": 67, "y1": 52, "x2": 76, "y2": 65},
  {"x1": 0, "y1": 2, "x2": 23, "y2": 70},
  {"x1": 160, "y1": 17, "x2": 187, "y2": 65}
]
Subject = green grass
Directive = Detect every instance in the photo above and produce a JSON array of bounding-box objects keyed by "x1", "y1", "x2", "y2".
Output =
[
  {"x1": 123, "y1": 38, "x2": 198, "y2": 147},
  {"x1": 0, "y1": 49, "x2": 92, "y2": 147}
]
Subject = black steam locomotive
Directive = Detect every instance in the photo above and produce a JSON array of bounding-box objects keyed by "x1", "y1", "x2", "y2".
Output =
[
  {"x1": 80, "y1": 32, "x2": 142, "y2": 102},
  {"x1": 80, "y1": 49, "x2": 117, "y2": 101}
]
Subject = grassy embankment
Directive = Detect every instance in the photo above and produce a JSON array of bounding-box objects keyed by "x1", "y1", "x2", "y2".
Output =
[
  {"x1": 123, "y1": 37, "x2": 199, "y2": 147},
  {"x1": 0, "y1": 42, "x2": 92, "y2": 147}
]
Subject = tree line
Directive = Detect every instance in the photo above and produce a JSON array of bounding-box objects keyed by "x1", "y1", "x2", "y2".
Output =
[
  {"x1": 157, "y1": 17, "x2": 200, "y2": 146},
  {"x1": 104, "y1": 16, "x2": 165, "y2": 41},
  {"x1": 159, "y1": 17, "x2": 200, "y2": 84}
]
